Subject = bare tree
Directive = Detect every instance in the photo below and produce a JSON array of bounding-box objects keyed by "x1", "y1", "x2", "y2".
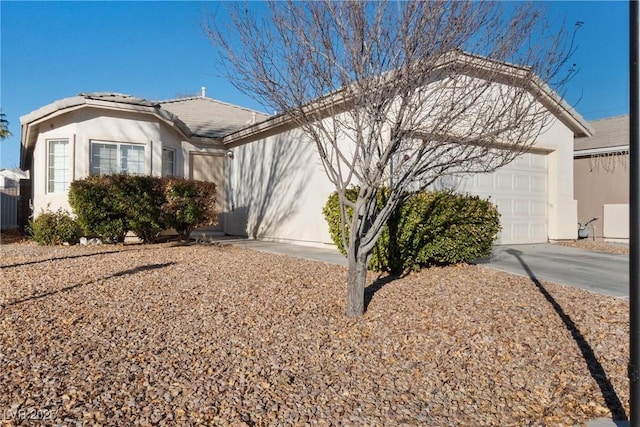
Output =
[{"x1": 206, "y1": 1, "x2": 576, "y2": 317}]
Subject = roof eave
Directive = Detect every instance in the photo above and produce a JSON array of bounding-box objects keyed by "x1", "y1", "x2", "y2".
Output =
[
  {"x1": 529, "y1": 77, "x2": 594, "y2": 138},
  {"x1": 19, "y1": 98, "x2": 193, "y2": 170},
  {"x1": 222, "y1": 112, "x2": 299, "y2": 147},
  {"x1": 574, "y1": 145, "x2": 629, "y2": 157},
  {"x1": 221, "y1": 52, "x2": 594, "y2": 146}
]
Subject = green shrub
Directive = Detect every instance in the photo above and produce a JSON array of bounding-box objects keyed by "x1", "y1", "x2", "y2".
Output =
[
  {"x1": 162, "y1": 178, "x2": 217, "y2": 240},
  {"x1": 69, "y1": 175, "x2": 217, "y2": 243},
  {"x1": 322, "y1": 187, "x2": 391, "y2": 269},
  {"x1": 28, "y1": 208, "x2": 80, "y2": 245},
  {"x1": 323, "y1": 188, "x2": 501, "y2": 273},
  {"x1": 69, "y1": 176, "x2": 128, "y2": 242},
  {"x1": 321, "y1": 187, "x2": 360, "y2": 258},
  {"x1": 390, "y1": 191, "x2": 501, "y2": 269},
  {"x1": 110, "y1": 175, "x2": 165, "y2": 243}
]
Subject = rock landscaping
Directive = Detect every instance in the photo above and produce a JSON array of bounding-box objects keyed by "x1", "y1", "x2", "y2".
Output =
[
  {"x1": 0, "y1": 241, "x2": 630, "y2": 426},
  {"x1": 555, "y1": 239, "x2": 629, "y2": 255}
]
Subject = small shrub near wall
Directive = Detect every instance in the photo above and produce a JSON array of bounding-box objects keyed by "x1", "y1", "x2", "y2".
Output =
[
  {"x1": 68, "y1": 175, "x2": 217, "y2": 243},
  {"x1": 163, "y1": 178, "x2": 217, "y2": 241},
  {"x1": 323, "y1": 187, "x2": 501, "y2": 273},
  {"x1": 68, "y1": 176, "x2": 128, "y2": 243},
  {"x1": 28, "y1": 208, "x2": 80, "y2": 245},
  {"x1": 109, "y1": 175, "x2": 166, "y2": 243}
]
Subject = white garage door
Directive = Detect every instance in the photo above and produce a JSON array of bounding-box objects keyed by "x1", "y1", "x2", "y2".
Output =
[{"x1": 456, "y1": 152, "x2": 548, "y2": 244}]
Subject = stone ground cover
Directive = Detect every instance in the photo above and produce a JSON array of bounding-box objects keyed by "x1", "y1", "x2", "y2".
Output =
[
  {"x1": 555, "y1": 239, "x2": 629, "y2": 255},
  {"x1": 0, "y1": 240, "x2": 630, "y2": 426}
]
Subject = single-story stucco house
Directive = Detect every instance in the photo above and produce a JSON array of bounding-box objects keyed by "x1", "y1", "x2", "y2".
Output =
[
  {"x1": 574, "y1": 115, "x2": 629, "y2": 241},
  {"x1": 19, "y1": 90, "x2": 269, "y2": 233},
  {"x1": 20, "y1": 56, "x2": 593, "y2": 246}
]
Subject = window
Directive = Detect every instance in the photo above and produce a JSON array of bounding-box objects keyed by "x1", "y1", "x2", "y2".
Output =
[
  {"x1": 162, "y1": 148, "x2": 175, "y2": 177},
  {"x1": 47, "y1": 139, "x2": 70, "y2": 193},
  {"x1": 91, "y1": 141, "x2": 145, "y2": 176}
]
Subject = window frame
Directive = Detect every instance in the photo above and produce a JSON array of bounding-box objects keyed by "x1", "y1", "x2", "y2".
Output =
[
  {"x1": 90, "y1": 140, "x2": 146, "y2": 176},
  {"x1": 162, "y1": 147, "x2": 176, "y2": 177},
  {"x1": 46, "y1": 138, "x2": 70, "y2": 194}
]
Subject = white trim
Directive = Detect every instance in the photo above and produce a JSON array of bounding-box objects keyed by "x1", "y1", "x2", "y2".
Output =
[
  {"x1": 89, "y1": 139, "x2": 146, "y2": 176},
  {"x1": 149, "y1": 140, "x2": 153, "y2": 175},
  {"x1": 574, "y1": 145, "x2": 629, "y2": 157},
  {"x1": 70, "y1": 134, "x2": 76, "y2": 183},
  {"x1": 46, "y1": 138, "x2": 71, "y2": 194},
  {"x1": 162, "y1": 147, "x2": 176, "y2": 177}
]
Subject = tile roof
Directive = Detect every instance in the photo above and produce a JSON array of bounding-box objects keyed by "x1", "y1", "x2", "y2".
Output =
[
  {"x1": 78, "y1": 92, "x2": 159, "y2": 107},
  {"x1": 574, "y1": 115, "x2": 629, "y2": 152},
  {"x1": 19, "y1": 93, "x2": 193, "y2": 170},
  {"x1": 157, "y1": 97, "x2": 270, "y2": 139},
  {"x1": 20, "y1": 92, "x2": 181, "y2": 131}
]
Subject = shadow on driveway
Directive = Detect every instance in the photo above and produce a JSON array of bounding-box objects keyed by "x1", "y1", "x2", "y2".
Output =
[{"x1": 475, "y1": 244, "x2": 628, "y2": 299}]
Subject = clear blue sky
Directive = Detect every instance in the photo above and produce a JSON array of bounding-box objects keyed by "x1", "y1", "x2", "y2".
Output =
[{"x1": 0, "y1": 1, "x2": 630, "y2": 169}]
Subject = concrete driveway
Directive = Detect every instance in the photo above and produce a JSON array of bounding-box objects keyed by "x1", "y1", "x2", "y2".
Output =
[{"x1": 476, "y1": 244, "x2": 629, "y2": 299}]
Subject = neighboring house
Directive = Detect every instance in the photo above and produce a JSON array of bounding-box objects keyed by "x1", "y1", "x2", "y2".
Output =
[
  {"x1": 0, "y1": 168, "x2": 29, "y2": 230},
  {"x1": 20, "y1": 56, "x2": 592, "y2": 246},
  {"x1": 574, "y1": 115, "x2": 629, "y2": 241},
  {"x1": 0, "y1": 168, "x2": 29, "y2": 188}
]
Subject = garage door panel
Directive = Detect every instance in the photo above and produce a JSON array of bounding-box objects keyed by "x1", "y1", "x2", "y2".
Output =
[
  {"x1": 475, "y1": 174, "x2": 494, "y2": 189},
  {"x1": 531, "y1": 223, "x2": 547, "y2": 237},
  {"x1": 532, "y1": 175, "x2": 547, "y2": 193},
  {"x1": 511, "y1": 155, "x2": 529, "y2": 168},
  {"x1": 496, "y1": 175, "x2": 513, "y2": 190},
  {"x1": 531, "y1": 200, "x2": 546, "y2": 216},
  {"x1": 514, "y1": 175, "x2": 530, "y2": 190},
  {"x1": 458, "y1": 152, "x2": 548, "y2": 244},
  {"x1": 514, "y1": 199, "x2": 530, "y2": 215},
  {"x1": 493, "y1": 198, "x2": 513, "y2": 216},
  {"x1": 513, "y1": 223, "x2": 531, "y2": 239}
]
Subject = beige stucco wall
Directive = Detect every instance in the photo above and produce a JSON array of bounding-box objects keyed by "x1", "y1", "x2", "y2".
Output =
[
  {"x1": 30, "y1": 108, "x2": 214, "y2": 216},
  {"x1": 603, "y1": 204, "x2": 629, "y2": 240},
  {"x1": 574, "y1": 153, "x2": 629, "y2": 239},
  {"x1": 225, "y1": 112, "x2": 580, "y2": 245},
  {"x1": 224, "y1": 129, "x2": 336, "y2": 246},
  {"x1": 534, "y1": 118, "x2": 578, "y2": 240}
]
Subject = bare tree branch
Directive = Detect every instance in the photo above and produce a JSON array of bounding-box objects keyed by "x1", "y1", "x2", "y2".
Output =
[{"x1": 205, "y1": 0, "x2": 576, "y2": 317}]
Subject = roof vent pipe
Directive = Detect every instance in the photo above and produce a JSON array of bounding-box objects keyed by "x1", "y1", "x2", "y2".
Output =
[{"x1": 201, "y1": 87, "x2": 206, "y2": 98}]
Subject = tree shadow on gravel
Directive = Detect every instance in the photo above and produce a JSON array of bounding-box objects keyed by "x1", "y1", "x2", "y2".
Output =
[
  {"x1": 506, "y1": 248, "x2": 627, "y2": 421},
  {"x1": 0, "y1": 245, "x2": 178, "y2": 270},
  {"x1": 364, "y1": 273, "x2": 403, "y2": 312},
  {"x1": 3, "y1": 262, "x2": 175, "y2": 307}
]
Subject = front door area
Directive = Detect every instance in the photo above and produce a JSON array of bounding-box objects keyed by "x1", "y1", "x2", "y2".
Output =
[{"x1": 189, "y1": 152, "x2": 225, "y2": 232}]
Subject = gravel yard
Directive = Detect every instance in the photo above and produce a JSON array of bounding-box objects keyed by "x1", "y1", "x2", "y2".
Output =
[
  {"x1": 555, "y1": 239, "x2": 629, "y2": 255},
  {"x1": 0, "y1": 241, "x2": 630, "y2": 426}
]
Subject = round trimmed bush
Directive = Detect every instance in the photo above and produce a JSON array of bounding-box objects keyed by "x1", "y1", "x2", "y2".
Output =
[
  {"x1": 323, "y1": 187, "x2": 501, "y2": 273},
  {"x1": 28, "y1": 208, "x2": 80, "y2": 245}
]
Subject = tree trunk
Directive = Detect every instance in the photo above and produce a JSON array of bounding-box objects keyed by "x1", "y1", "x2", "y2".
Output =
[{"x1": 346, "y1": 248, "x2": 369, "y2": 317}]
